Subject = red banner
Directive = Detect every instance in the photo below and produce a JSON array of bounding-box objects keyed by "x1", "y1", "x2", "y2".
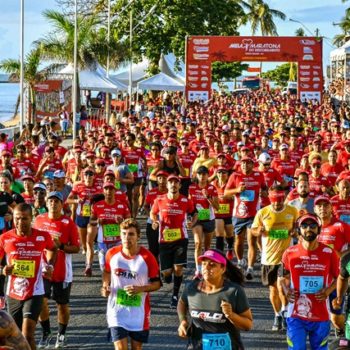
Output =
[
  {"x1": 185, "y1": 36, "x2": 323, "y2": 102},
  {"x1": 247, "y1": 67, "x2": 261, "y2": 73}
]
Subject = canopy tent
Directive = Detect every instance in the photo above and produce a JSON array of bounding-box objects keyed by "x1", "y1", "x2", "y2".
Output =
[
  {"x1": 137, "y1": 72, "x2": 185, "y2": 91},
  {"x1": 112, "y1": 53, "x2": 185, "y2": 87},
  {"x1": 329, "y1": 40, "x2": 350, "y2": 100},
  {"x1": 57, "y1": 63, "x2": 127, "y2": 93}
]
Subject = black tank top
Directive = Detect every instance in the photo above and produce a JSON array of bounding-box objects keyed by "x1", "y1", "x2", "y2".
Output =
[{"x1": 162, "y1": 160, "x2": 180, "y2": 175}]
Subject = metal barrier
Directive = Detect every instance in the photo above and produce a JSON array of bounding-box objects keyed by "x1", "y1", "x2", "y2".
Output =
[{"x1": 0, "y1": 125, "x2": 20, "y2": 140}]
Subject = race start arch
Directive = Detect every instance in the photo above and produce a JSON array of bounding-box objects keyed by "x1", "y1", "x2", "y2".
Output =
[{"x1": 185, "y1": 35, "x2": 323, "y2": 102}]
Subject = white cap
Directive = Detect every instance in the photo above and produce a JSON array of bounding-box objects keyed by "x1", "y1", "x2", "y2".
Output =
[
  {"x1": 279, "y1": 143, "x2": 289, "y2": 150},
  {"x1": 258, "y1": 153, "x2": 271, "y2": 164}
]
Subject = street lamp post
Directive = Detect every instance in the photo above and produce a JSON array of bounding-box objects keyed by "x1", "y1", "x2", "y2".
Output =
[
  {"x1": 129, "y1": 8, "x2": 133, "y2": 112},
  {"x1": 105, "y1": 0, "x2": 111, "y2": 122},
  {"x1": 20, "y1": 0, "x2": 24, "y2": 131},
  {"x1": 72, "y1": 0, "x2": 78, "y2": 139},
  {"x1": 289, "y1": 18, "x2": 319, "y2": 37}
]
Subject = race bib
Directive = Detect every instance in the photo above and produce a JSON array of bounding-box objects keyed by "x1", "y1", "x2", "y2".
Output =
[
  {"x1": 269, "y1": 229, "x2": 289, "y2": 240},
  {"x1": 12, "y1": 259, "x2": 35, "y2": 278},
  {"x1": 148, "y1": 166, "x2": 154, "y2": 175},
  {"x1": 103, "y1": 224, "x2": 120, "y2": 241},
  {"x1": 116, "y1": 289, "x2": 141, "y2": 307},
  {"x1": 215, "y1": 203, "x2": 230, "y2": 215},
  {"x1": 198, "y1": 208, "x2": 210, "y2": 221},
  {"x1": 184, "y1": 168, "x2": 190, "y2": 176},
  {"x1": 128, "y1": 164, "x2": 138, "y2": 173},
  {"x1": 82, "y1": 204, "x2": 91, "y2": 217},
  {"x1": 340, "y1": 214, "x2": 350, "y2": 224},
  {"x1": 0, "y1": 217, "x2": 5, "y2": 231},
  {"x1": 299, "y1": 276, "x2": 324, "y2": 294},
  {"x1": 202, "y1": 333, "x2": 232, "y2": 350},
  {"x1": 115, "y1": 181, "x2": 121, "y2": 190},
  {"x1": 163, "y1": 228, "x2": 181, "y2": 242},
  {"x1": 240, "y1": 190, "x2": 255, "y2": 202}
]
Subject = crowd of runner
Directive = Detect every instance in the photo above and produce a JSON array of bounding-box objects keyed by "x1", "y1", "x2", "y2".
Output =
[{"x1": 0, "y1": 88, "x2": 350, "y2": 349}]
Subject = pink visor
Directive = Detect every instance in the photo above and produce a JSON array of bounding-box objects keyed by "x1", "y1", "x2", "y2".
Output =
[{"x1": 198, "y1": 250, "x2": 226, "y2": 266}]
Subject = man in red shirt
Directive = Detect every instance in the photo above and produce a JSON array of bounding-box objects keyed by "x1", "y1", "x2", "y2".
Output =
[
  {"x1": 224, "y1": 156, "x2": 267, "y2": 279},
  {"x1": 33, "y1": 191, "x2": 80, "y2": 349},
  {"x1": 331, "y1": 179, "x2": 350, "y2": 224},
  {"x1": 150, "y1": 175, "x2": 197, "y2": 308},
  {"x1": 308, "y1": 159, "x2": 333, "y2": 196},
  {"x1": 279, "y1": 213, "x2": 339, "y2": 350},
  {"x1": 0, "y1": 203, "x2": 57, "y2": 349}
]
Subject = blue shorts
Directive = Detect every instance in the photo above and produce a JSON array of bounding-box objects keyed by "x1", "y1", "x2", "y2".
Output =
[
  {"x1": 232, "y1": 217, "x2": 254, "y2": 235},
  {"x1": 329, "y1": 289, "x2": 344, "y2": 315},
  {"x1": 75, "y1": 215, "x2": 90, "y2": 228},
  {"x1": 286, "y1": 318, "x2": 330, "y2": 350},
  {"x1": 109, "y1": 327, "x2": 149, "y2": 343}
]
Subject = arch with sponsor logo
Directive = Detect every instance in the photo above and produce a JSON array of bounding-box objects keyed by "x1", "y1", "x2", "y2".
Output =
[{"x1": 185, "y1": 36, "x2": 323, "y2": 102}]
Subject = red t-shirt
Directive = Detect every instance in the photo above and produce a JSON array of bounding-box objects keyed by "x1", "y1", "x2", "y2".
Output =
[
  {"x1": 189, "y1": 183, "x2": 218, "y2": 221},
  {"x1": 271, "y1": 158, "x2": 298, "y2": 186},
  {"x1": 11, "y1": 159, "x2": 35, "y2": 178},
  {"x1": 282, "y1": 243, "x2": 339, "y2": 322},
  {"x1": 308, "y1": 174, "x2": 332, "y2": 196},
  {"x1": 121, "y1": 147, "x2": 144, "y2": 178},
  {"x1": 212, "y1": 179, "x2": 233, "y2": 218},
  {"x1": 226, "y1": 170, "x2": 266, "y2": 218},
  {"x1": 151, "y1": 194, "x2": 194, "y2": 243},
  {"x1": 318, "y1": 220, "x2": 350, "y2": 254},
  {"x1": 178, "y1": 150, "x2": 196, "y2": 178},
  {"x1": 33, "y1": 214, "x2": 80, "y2": 282},
  {"x1": 71, "y1": 182, "x2": 103, "y2": 217},
  {"x1": 320, "y1": 162, "x2": 344, "y2": 187},
  {"x1": 0, "y1": 228, "x2": 55, "y2": 300},
  {"x1": 331, "y1": 195, "x2": 350, "y2": 224}
]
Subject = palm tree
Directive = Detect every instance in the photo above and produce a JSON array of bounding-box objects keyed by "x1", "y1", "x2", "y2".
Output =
[
  {"x1": 295, "y1": 28, "x2": 305, "y2": 37},
  {"x1": 241, "y1": 0, "x2": 286, "y2": 36},
  {"x1": 333, "y1": 8, "x2": 350, "y2": 47},
  {"x1": 35, "y1": 10, "x2": 127, "y2": 111},
  {"x1": 0, "y1": 48, "x2": 46, "y2": 123}
]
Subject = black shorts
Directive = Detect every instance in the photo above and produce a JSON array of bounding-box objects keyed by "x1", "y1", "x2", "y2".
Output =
[
  {"x1": 7, "y1": 295, "x2": 43, "y2": 328},
  {"x1": 193, "y1": 220, "x2": 215, "y2": 234},
  {"x1": 216, "y1": 217, "x2": 233, "y2": 226},
  {"x1": 44, "y1": 279, "x2": 72, "y2": 305},
  {"x1": 110, "y1": 326, "x2": 149, "y2": 343},
  {"x1": 233, "y1": 217, "x2": 254, "y2": 235},
  {"x1": 127, "y1": 178, "x2": 142, "y2": 189},
  {"x1": 261, "y1": 264, "x2": 280, "y2": 286},
  {"x1": 75, "y1": 215, "x2": 90, "y2": 228},
  {"x1": 180, "y1": 178, "x2": 191, "y2": 197},
  {"x1": 146, "y1": 222, "x2": 159, "y2": 260},
  {"x1": 159, "y1": 239, "x2": 188, "y2": 271}
]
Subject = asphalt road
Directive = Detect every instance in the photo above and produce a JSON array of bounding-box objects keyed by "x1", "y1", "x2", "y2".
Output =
[{"x1": 33, "y1": 214, "x2": 293, "y2": 350}]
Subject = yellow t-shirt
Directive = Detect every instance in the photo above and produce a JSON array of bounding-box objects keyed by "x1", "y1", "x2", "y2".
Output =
[
  {"x1": 192, "y1": 157, "x2": 217, "y2": 174},
  {"x1": 252, "y1": 204, "x2": 299, "y2": 265}
]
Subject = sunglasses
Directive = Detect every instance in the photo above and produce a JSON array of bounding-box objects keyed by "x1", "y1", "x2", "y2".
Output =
[
  {"x1": 312, "y1": 165, "x2": 321, "y2": 168},
  {"x1": 300, "y1": 222, "x2": 318, "y2": 229},
  {"x1": 263, "y1": 163, "x2": 270, "y2": 167},
  {"x1": 151, "y1": 148, "x2": 159, "y2": 151},
  {"x1": 217, "y1": 171, "x2": 228, "y2": 174},
  {"x1": 84, "y1": 172, "x2": 94, "y2": 176},
  {"x1": 97, "y1": 163, "x2": 106, "y2": 167},
  {"x1": 34, "y1": 190, "x2": 46, "y2": 194}
]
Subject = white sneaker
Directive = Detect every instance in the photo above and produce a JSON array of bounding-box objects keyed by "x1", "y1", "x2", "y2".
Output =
[
  {"x1": 55, "y1": 334, "x2": 66, "y2": 349},
  {"x1": 237, "y1": 258, "x2": 247, "y2": 270},
  {"x1": 245, "y1": 267, "x2": 254, "y2": 281}
]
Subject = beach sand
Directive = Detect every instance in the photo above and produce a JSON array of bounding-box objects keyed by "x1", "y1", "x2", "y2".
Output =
[{"x1": 2, "y1": 114, "x2": 19, "y2": 128}]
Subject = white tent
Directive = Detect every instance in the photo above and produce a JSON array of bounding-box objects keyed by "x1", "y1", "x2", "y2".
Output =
[
  {"x1": 330, "y1": 40, "x2": 350, "y2": 61},
  {"x1": 58, "y1": 63, "x2": 127, "y2": 92},
  {"x1": 159, "y1": 54, "x2": 185, "y2": 84},
  {"x1": 112, "y1": 60, "x2": 149, "y2": 87},
  {"x1": 137, "y1": 72, "x2": 185, "y2": 91}
]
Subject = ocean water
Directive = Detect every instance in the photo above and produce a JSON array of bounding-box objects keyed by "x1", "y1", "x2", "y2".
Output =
[{"x1": 0, "y1": 83, "x2": 19, "y2": 122}]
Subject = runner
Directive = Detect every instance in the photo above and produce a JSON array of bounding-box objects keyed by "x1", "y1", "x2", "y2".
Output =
[
  {"x1": 331, "y1": 179, "x2": 350, "y2": 224},
  {"x1": 87, "y1": 181, "x2": 131, "y2": 275},
  {"x1": 279, "y1": 213, "x2": 339, "y2": 350},
  {"x1": 150, "y1": 174, "x2": 197, "y2": 308},
  {"x1": 224, "y1": 156, "x2": 267, "y2": 277},
  {"x1": 33, "y1": 191, "x2": 80, "y2": 349},
  {"x1": 189, "y1": 166, "x2": 219, "y2": 279},
  {"x1": 0, "y1": 203, "x2": 57, "y2": 349},
  {"x1": 287, "y1": 180, "x2": 315, "y2": 216},
  {"x1": 251, "y1": 186, "x2": 298, "y2": 330},
  {"x1": 101, "y1": 218, "x2": 161, "y2": 350}
]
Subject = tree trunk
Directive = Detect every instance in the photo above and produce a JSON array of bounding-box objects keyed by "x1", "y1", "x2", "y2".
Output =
[{"x1": 13, "y1": 94, "x2": 20, "y2": 119}]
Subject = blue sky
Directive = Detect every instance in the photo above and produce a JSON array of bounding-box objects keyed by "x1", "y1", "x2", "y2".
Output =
[{"x1": 0, "y1": 0, "x2": 348, "y2": 73}]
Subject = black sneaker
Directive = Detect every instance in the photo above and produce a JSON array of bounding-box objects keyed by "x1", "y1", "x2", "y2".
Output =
[
  {"x1": 281, "y1": 311, "x2": 287, "y2": 330},
  {"x1": 38, "y1": 332, "x2": 52, "y2": 349},
  {"x1": 335, "y1": 328, "x2": 345, "y2": 338},
  {"x1": 272, "y1": 315, "x2": 282, "y2": 331},
  {"x1": 170, "y1": 296, "x2": 178, "y2": 309}
]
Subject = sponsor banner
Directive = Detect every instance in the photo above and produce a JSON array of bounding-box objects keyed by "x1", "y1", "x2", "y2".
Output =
[{"x1": 185, "y1": 36, "x2": 323, "y2": 102}]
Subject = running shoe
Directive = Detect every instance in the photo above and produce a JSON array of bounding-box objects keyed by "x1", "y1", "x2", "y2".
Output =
[
  {"x1": 281, "y1": 310, "x2": 287, "y2": 330},
  {"x1": 38, "y1": 332, "x2": 52, "y2": 349},
  {"x1": 0, "y1": 296, "x2": 5, "y2": 310},
  {"x1": 192, "y1": 271, "x2": 202, "y2": 280},
  {"x1": 237, "y1": 258, "x2": 247, "y2": 271},
  {"x1": 226, "y1": 250, "x2": 235, "y2": 261},
  {"x1": 335, "y1": 328, "x2": 345, "y2": 338},
  {"x1": 170, "y1": 295, "x2": 178, "y2": 309},
  {"x1": 272, "y1": 315, "x2": 283, "y2": 331},
  {"x1": 84, "y1": 267, "x2": 92, "y2": 277},
  {"x1": 55, "y1": 334, "x2": 66, "y2": 349},
  {"x1": 245, "y1": 267, "x2": 254, "y2": 281}
]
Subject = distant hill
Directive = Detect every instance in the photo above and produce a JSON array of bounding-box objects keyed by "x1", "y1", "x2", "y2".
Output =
[{"x1": 0, "y1": 74, "x2": 9, "y2": 82}]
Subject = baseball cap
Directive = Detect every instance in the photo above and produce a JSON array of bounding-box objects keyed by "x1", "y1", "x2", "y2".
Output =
[
  {"x1": 297, "y1": 213, "x2": 321, "y2": 227},
  {"x1": 33, "y1": 183, "x2": 47, "y2": 191},
  {"x1": 156, "y1": 170, "x2": 169, "y2": 177},
  {"x1": 200, "y1": 145, "x2": 209, "y2": 150},
  {"x1": 111, "y1": 149, "x2": 122, "y2": 157},
  {"x1": 1, "y1": 150, "x2": 11, "y2": 156},
  {"x1": 103, "y1": 181, "x2": 116, "y2": 189},
  {"x1": 53, "y1": 170, "x2": 65, "y2": 179},
  {"x1": 280, "y1": 143, "x2": 289, "y2": 150},
  {"x1": 83, "y1": 167, "x2": 95, "y2": 174},
  {"x1": 198, "y1": 249, "x2": 226, "y2": 266},
  {"x1": 217, "y1": 167, "x2": 229, "y2": 173},
  {"x1": 86, "y1": 151, "x2": 95, "y2": 158},
  {"x1": 95, "y1": 158, "x2": 106, "y2": 165},
  {"x1": 47, "y1": 191, "x2": 63, "y2": 201},
  {"x1": 241, "y1": 146, "x2": 250, "y2": 152},
  {"x1": 258, "y1": 153, "x2": 271, "y2": 164},
  {"x1": 217, "y1": 153, "x2": 226, "y2": 158},
  {"x1": 240, "y1": 156, "x2": 254, "y2": 163},
  {"x1": 311, "y1": 158, "x2": 321, "y2": 165},
  {"x1": 21, "y1": 174, "x2": 35, "y2": 182},
  {"x1": 167, "y1": 174, "x2": 180, "y2": 182},
  {"x1": 314, "y1": 195, "x2": 331, "y2": 206},
  {"x1": 104, "y1": 169, "x2": 115, "y2": 178},
  {"x1": 196, "y1": 166, "x2": 209, "y2": 174}
]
